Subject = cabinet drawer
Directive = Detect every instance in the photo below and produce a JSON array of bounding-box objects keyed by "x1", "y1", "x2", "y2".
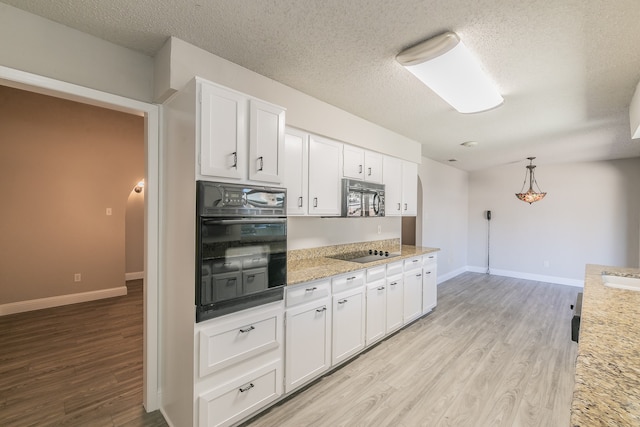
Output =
[
  {"x1": 366, "y1": 265, "x2": 386, "y2": 282},
  {"x1": 198, "y1": 305, "x2": 282, "y2": 377},
  {"x1": 199, "y1": 361, "x2": 282, "y2": 427},
  {"x1": 423, "y1": 253, "x2": 437, "y2": 266},
  {"x1": 286, "y1": 279, "x2": 331, "y2": 307},
  {"x1": 404, "y1": 257, "x2": 422, "y2": 272},
  {"x1": 332, "y1": 270, "x2": 365, "y2": 294},
  {"x1": 386, "y1": 261, "x2": 403, "y2": 277}
]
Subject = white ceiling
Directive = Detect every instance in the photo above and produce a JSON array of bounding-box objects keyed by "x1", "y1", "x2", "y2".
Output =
[{"x1": 5, "y1": 0, "x2": 640, "y2": 171}]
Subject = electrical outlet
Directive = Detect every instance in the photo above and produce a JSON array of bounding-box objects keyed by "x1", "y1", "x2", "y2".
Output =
[
  {"x1": 106, "y1": 208, "x2": 112, "y2": 216},
  {"x1": 74, "y1": 273, "x2": 82, "y2": 282},
  {"x1": 377, "y1": 225, "x2": 382, "y2": 234}
]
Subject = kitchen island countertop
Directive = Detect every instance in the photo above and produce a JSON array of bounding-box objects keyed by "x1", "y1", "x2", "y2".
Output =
[
  {"x1": 286, "y1": 245, "x2": 439, "y2": 286},
  {"x1": 571, "y1": 264, "x2": 640, "y2": 426}
]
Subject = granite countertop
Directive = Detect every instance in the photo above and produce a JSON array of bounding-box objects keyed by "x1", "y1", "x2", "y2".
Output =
[
  {"x1": 571, "y1": 264, "x2": 640, "y2": 426},
  {"x1": 286, "y1": 244, "x2": 439, "y2": 286}
]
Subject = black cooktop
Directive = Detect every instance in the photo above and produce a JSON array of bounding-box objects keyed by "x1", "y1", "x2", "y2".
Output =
[{"x1": 330, "y1": 249, "x2": 400, "y2": 264}]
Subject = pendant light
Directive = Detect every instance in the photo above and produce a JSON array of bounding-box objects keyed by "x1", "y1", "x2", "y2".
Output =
[{"x1": 515, "y1": 157, "x2": 546, "y2": 204}]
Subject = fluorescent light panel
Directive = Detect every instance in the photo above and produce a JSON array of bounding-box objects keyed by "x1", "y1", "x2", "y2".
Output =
[{"x1": 397, "y1": 32, "x2": 503, "y2": 114}]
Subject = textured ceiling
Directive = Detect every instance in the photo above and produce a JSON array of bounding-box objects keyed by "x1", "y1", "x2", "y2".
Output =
[{"x1": 4, "y1": 0, "x2": 640, "y2": 171}]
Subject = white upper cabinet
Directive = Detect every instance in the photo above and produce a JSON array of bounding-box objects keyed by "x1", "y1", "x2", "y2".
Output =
[
  {"x1": 308, "y1": 135, "x2": 342, "y2": 216},
  {"x1": 198, "y1": 79, "x2": 285, "y2": 184},
  {"x1": 199, "y1": 82, "x2": 247, "y2": 179},
  {"x1": 283, "y1": 128, "x2": 309, "y2": 215},
  {"x1": 402, "y1": 161, "x2": 418, "y2": 216},
  {"x1": 383, "y1": 156, "x2": 418, "y2": 216},
  {"x1": 249, "y1": 99, "x2": 285, "y2": 183},
  {"x1": 343, "y1": 145, "x2": 383, "y2": 183}
]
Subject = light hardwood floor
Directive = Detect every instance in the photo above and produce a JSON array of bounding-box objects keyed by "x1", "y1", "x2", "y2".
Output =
[
  {"x1": 1, "y1": 273, "x2": 579, "y2": 427},
  {"x1": 0, "y1": 280, "x2": 167, "y2": 427},
  {"x1": 245, "y1": 272, "x2": 579, "y2": 427}
]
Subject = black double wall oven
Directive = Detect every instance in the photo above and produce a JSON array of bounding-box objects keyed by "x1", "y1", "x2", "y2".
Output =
[{"x1": 196, "y1": 181, "x2": 287, "y2": 322}]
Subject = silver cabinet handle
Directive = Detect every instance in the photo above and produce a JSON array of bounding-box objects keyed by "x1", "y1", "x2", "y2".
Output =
[
  {"x1": 377, "y1": 286, "x2": 385, "y2": 291},
  {"x1": 298, "y1": 196, "x2": 303, "y2": 207},
  {"x1": 404, "y1": 203, "x2": 408, "y2": 211},
  {"x1": 316, "y1": 306, "x2": 327, "y2": 313},
  {"x1": 359, "y1": 164, "x2": 363, "y2": 174},
  {"x1": 390, "y1": 282, "x2": 397, "y2": 286},
  {"x1": 425, "y1": 271, "x2": 431, "y2": 275},
  {"x1": 239, "y1": 325, "x2": 255, "y2": 333},
  {"x1": 231, "y1": 151, "x2": 238, "y2": 168},
  {"x1": 313, "y1": 197, "x2": 318, "y2": 207},
  {"x1": 338, "y1": 299, "x2": 348, "y2": 305},
  {"x1": 416, "y1": 273, "x2": 422, "y2": 278},
  {"x1": 428, "y1": 255, "x2": 435, "y2": 259},
  {"x1": 397, "y1": 203, "x2": 401, "y2": 211},
  {"x1": 305, "y1": 287, "x2": 318, "y2": 292},
  {"x1": 413, "y1": 260, "x2": 419, "y2": 263},
  {"x1": 257, "y1": 156, "x2": 264, "y2": 171},
  {"x1": 239, "y1": 383, "x2": 254, "y2": 393},
  {"x1": 347, "y1": 276, "x2": 356, "y2": 281},
  {"x1": 368, "y1": 167, "x2": 372, "y2": 176}
]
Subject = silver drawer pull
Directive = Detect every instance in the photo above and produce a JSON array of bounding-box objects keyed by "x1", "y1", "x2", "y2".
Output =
[
  {"x1": 416, "y1": 274, "x2": 422, "y2": 278},
  {"x1": 338, "y1": 299, "x2": 348, "y2": 305},
  {"x1": 239, "y1": 326, "x2": 255, "y2": 333},
  {"x1": 347, "y1": 276, "x2": 356, "y2": 281},
  {"x1": 425, "y1": 271, "x2": 431, "y2": 274},
  {"x1": 239, "y1": 383, "x2": 254, "y2": 393},
  {"x1": 390, "y1": 282, "x2": 397, "y2": 286},
  {"x1": 412, "y1": 260, "x2": 419, "y2": 263},
  {"x1": 428, "y1": 255, "x2": 435, "y2": 259},
  {"x1": 305, "y1": 287, "x2": 318, "y2": 292},
  {"x1": 377, "y1": 286, "x2": 385, "y2": 291},
  {"x1": 316, "y1": 306, "x2": 327, "y2": 313}
]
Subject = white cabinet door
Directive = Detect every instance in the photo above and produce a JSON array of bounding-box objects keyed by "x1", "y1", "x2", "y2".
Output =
[
  {"x1": 249, "y1": 99, "x2": 285, "y2": 183},
  {"x1": 332, "y1": 287, "x2": 365, "y2": 365},
  {"x1": 364, "y1": 151, "x2": 383, "y2": 183},
  {"x1": 308, "y1": 135, "x2": 342, "y2": 216},
  {"x1": 383, "y1": 156, "x2": 403, "y2": 216},
  {"x1": 403, "y1": 269, "x2": 423, "y2": 324},
  {"x1": 343, "y1": 145, "x2": 365, "y2": 180},
  {"x1": 285, "y1": 298, "x2": 331, "y2": 393},
  {"x1": 402, "y1": 161, "x2": 418, "y2": 216},
  {"x1": 199, "y1": 82, "x2": 247, "y2": 179},
  {"x1": 283, "y1": 128, "x2": 309, "y2": 215},
  {"x1": 422, "y1": 254, "x2": 438, "y2": 314},
  {"x1": 385, "y1": 275, "x2": 404, "y2": 333},
  {"x1": 366, "y1": 280, "x2": 387, "y2": 346}
]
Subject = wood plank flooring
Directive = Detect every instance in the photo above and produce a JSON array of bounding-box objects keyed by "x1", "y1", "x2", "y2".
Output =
[
  {"x1": 1, "y1": 273, "x2": 579, "y2": 427},
  {"x1": 245, "y1": 272, "x2": 579, "y2": 427},
  {"x1": 0, "y1": 280, "x2": 167, "y2": 427}
]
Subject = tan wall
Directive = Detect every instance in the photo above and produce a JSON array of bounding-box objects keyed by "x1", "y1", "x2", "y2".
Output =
[
  {"x1": 0, "y1": 85, "x2": 144, "y2": 304},
  {"x1": 125, "y1": 189, "x2": 145, "y2": 275}
]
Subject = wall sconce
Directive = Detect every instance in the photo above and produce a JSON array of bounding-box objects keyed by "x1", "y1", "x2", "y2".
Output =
[
  {"x1": 396, "y1": 31, "x2": 503, "y2": 113},
  {"x1": 134, "y1": 180, "x2": 145, "y2": 193}
]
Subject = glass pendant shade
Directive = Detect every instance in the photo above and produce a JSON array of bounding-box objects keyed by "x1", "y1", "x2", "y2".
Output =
[{"x1": 515, "y1": 157, "x2": 546, "y2": 204}]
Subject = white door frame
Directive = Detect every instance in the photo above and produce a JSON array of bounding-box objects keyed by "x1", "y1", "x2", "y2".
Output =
[{"x1": 0, "y1": 65, "x2": 161, "y2": 411}]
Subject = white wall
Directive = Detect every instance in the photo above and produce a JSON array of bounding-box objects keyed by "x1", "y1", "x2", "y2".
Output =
[
  {"x1": 0, "y1": 3, "x2": 154, "y2": 102},
  {"x1": 468, "y1": 158, "x2": 640, "y2": 285},
  {"x1": 418, "y1": 158, "x2": 469, "y2": 281}
]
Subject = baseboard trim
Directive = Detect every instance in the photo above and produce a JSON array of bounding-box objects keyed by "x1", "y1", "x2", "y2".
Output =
[
  {"x1": 466, "y1": 266, "x2": 584, "y2": 287},
  {"x1": 125, "y1": 271, "x2": 144, "y2": 281},
  {"x1": 437, "y1": 267, "x2": 468, "y2": 284},
  {"x1": 0, "y1": 286, "x2": 128, "y2": 316}
]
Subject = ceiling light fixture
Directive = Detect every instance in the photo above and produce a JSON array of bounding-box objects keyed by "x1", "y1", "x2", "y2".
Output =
[
  {"x1": 396, "y1": 31, "x2": 503, "y2": 114},
  {"x1": 515, "y1": 157, "x2": 546, "y2": 204}
]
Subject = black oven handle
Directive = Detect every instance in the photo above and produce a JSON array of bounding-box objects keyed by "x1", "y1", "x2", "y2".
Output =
[{"x1": 202, "y1": 218, "x2": 287, "y2": 226}]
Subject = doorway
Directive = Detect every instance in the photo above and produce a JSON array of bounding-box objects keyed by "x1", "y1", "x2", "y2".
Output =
[{"x1": 0, "y1": 66, "x2": 160, "y2": 411}]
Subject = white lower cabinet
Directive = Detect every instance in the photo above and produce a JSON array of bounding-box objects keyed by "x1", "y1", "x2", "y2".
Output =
[
  {"x1": 365, "y1": 280, "x2": 387, "y2": 346},
  {"x1": 332, "y1": 286, "x2": 366, "y2": 365},
  {"x1": 422, "y1": 253, "x2": 438, "y2": 314},
  {"x1": 285, "y1": 297, "x2": 331, "y2": 393},
  {"x1": 198, "y1": 360, "x2": 282, "y2": 427},
  {"x1": 195, "y1": 302, "x2": 284, "y2": 427},
  {"x1": 385, "y1": 274, "x2": 404, "y2": 333},
  {"x1": 403, "y1": 257, "x2": 423, "y2": 324}
]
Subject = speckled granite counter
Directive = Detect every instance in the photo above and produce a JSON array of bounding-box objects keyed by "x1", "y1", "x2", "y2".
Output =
[
  {"x1": 286, "y1": 240, "x2": 439, "y2": 286},
  {"x1": 571, "y1": 264, "x2": 640, "y2": 426}
]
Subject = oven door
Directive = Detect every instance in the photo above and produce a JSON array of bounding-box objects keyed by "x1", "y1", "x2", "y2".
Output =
[{"x1": 197, "y1": 217, "x2": 287, "y2": 322}]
